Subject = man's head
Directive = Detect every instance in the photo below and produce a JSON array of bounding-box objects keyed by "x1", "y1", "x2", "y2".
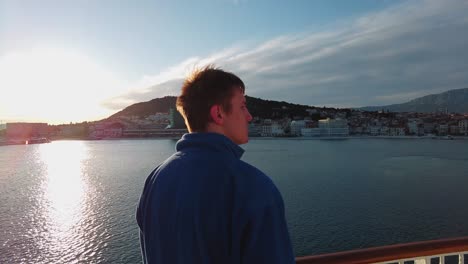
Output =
[{"x1": 176, "y1": 66, "x2": 252, "y2": 144}]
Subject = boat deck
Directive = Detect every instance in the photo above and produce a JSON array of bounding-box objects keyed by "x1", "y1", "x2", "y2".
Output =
[{"x1": 296, "y1": 236, "x2": 468, "y2": 264}]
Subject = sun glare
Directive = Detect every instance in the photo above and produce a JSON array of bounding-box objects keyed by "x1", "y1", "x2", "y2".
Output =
[
  {"x1": 0, "y1": 48, "x2": 126, "y2": 124},
  {"x1": 39, "y1": 141, "x2": 89, "y2": 253}
]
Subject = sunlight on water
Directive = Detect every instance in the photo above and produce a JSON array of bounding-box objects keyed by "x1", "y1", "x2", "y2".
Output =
[
  {"x1": 38, "y1": 141, "x2": 88, "y2": 259},
  {"x1": 2, "y1": 139, "x2": 467, "y2": 262}
]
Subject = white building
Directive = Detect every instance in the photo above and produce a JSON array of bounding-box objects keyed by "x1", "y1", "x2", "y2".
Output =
[
  {"x1": 301, "y1": 128, "x2": 322, "y2": 137},
  {"x1": 290, "y1": 120, "x2": 306, "y2": 136},
  {"x1": 261, "y1": 125, "x2": 272, "y2": 137},
  {"x1": 437, "y1": 124, "x2": 448, "y2": 135},
  {"x1": 389, "y1": 127, "x2": 406, "y2": 136},
  {"x1": 450, "y1": 125, "x2": 460, "y2": 135},
  {"x1": 261, "y1": 122, "x2": 284, "y2": 136},
  {"x1": 248, "y1": 123, "x2": 262, "y2": 136},
  {"x1": 459, "y1": 120, "x2": 468, "y2": 135},
  {"x1": 147, "y1": 112, "x2": 169, "y2": 121},
  {"x1": 300, "y1": 118, "x2": 349, "y2": 137},
  {"x1": 263, "y1": 119, "x2": 272, "y2": 125},
  {"x1": 369, "y1": 126, "x2": 381, "y2": 136},
  {"x1": 380, "y1": 126, "x2": 389, "y2": 136},
  {"x1": 318, "y1": 118, "x2": 349, "y2": 136},
  {"x1": 407, "y1": 120, "x2": 422, "y2": 135},
  {"x1": 424, "y1": 123, "x2": 435, "y2": 134},
  {"x1": 272, "y1": 123, "x2": 284, "y2": 136}
]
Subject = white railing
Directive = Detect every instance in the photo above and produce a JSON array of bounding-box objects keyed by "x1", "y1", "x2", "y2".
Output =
[
  {"x1": 374, "y1": 251, "x2": 467, "y2": 264},
  {"x1": 295, "y1": 236, "x2": 468, "y2": 264}
]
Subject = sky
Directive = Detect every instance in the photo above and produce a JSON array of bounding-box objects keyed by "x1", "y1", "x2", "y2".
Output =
[{"x1": 1, "y1": 0, "x2": 468, "y2": 124}]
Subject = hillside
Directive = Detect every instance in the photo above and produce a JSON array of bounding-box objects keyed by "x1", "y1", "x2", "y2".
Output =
[
  {"x1": 107, "y1": 95, "x2": 325, "y2": 121},
  {"x1": 361, "y1": 88, "x2": 468, "y2": 113},
  {"x1": 108, "y1": 96, "x2": 178, "y2": 119}
]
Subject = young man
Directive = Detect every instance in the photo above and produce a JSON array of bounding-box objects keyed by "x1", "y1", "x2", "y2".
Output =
[{"x1": 136, "y1": 67, "x2": 294, "y2": 264}]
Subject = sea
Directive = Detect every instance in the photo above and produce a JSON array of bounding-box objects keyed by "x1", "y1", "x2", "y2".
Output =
[{"x1": 1, "y1": 138, "x2": 468, "y2": 263}]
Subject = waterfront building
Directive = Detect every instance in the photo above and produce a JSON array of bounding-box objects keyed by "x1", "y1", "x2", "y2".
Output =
[
  {"x1": 424, "y1": 122, "x2": 436, "y2": 134},
  {"x1": 59, "y1": 124, "x2": 89, "y2": 137},
  {"x1": 407, "y1": 119, "x2": 425, "y2": 136},
  {"x1": 459, "y1": 120, "x2": 468, "y2": 135},
  {"x1": 290, "y1": 120, "x2": 306, "y2": 136},
  {"x1": 259, "y1": 119, "x2": 272, "y2": 136},
  {"x1": 371, "y1": 119, "x2": 382, "y2": 127},
  {"x1": 398, "y1": 127, "x2": 406, "y2": 136},
  {"x1": 6, "y1": 122, "x2": 49, "y2": 139},
  {"x1": 248, "y1": 123, "x2": 262, "y2": 137},
  {"x1": 301, "y1": 128, "x2": 322, "y2": 137},
  {"x1": 147, "y1": 112, "x2": 169, "y2": 122},
  {"x1": 380, "y1": 126, "x2": 389, "y2": 136},
  {"x1": 437, "y1": 124, "x2": 449, "y2": 136},
  {"x1": 389, "y1": 127, "x2": 406, "y2": 136},
  {"x1": 450, "y1": 125, "x2": 460, "y2": 135},
  {"x1": 261, "y1": 124, "x2": 272, "y2": 137},
  {"x1": 317, "y1": 118, "x2": 349, "y2": 136},
  {"x1": 369, "y1": 126, "x2": 381, "y2": 136},
  {"x1": 271, "y1": 122, "x2": 284, "y2": 136},
  {"x1": 350, "y1": 126, "x2": 364, "y2": 135},
  {"x1": 89, "y1": 122, "x2": 123, "y2": 138},
  {"x1": 122, "y1": 128, "x2": 186, "y2": 138},
  {"x1": 318, "y1": 118, "x2": 345, "y2": 128},
  {"x1": 261, "y1": 122, "x2": 284, "y2": 137},
  {"x1": 407, "y1": 121, "x2": 418, "y2": 135}
]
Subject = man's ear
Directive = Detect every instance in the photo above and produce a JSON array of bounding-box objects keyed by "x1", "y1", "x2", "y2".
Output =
[{"x1": 209, "y1": 105, "x2": 223, "y2": 125}]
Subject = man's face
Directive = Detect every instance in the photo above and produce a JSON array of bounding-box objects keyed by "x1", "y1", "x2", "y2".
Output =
[{"x1": 222, "y1": 89, "x2": 252, "y2": 145}]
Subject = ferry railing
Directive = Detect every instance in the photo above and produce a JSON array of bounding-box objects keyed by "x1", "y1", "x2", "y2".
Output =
[{"x1": 295, "y1": 236, "x2": 468, "y2": 264}]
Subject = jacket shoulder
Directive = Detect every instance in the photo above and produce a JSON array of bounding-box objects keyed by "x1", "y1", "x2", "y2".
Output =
[{"x1": 235, "y1": 160, "x2": 284, "y2": 210}]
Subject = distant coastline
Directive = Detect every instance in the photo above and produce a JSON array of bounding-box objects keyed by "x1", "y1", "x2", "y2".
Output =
[
  {"x1": 2, "y1": 134, "x2": 468, "y2": 147},
  {"x1": 249, "y1": 135, "x2": 468, "y2": 140}
]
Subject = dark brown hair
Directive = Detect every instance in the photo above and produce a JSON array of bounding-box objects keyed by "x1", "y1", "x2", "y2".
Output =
[{"x1": 176, "y1": 66, "x2": 245, "y2": 132}]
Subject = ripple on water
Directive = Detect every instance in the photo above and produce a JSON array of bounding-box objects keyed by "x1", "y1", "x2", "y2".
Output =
[{"x1": 2, "y1": 139, "x2": 468, "y2": 261}]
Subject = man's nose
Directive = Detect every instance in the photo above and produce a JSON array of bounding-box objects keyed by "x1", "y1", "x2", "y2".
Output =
[{"x1": 246, "y1": 111, "x2": 253, "y2": 122}]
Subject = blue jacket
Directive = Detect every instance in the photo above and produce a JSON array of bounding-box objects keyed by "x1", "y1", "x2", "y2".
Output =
[{"x1": 136, "y1": 133, "x2": 294, "y2": 264}]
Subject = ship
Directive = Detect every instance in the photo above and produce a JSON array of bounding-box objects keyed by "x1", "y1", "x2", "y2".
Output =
[{"x1": 295, "y1": 236, "x2": 468, "y2": 264}]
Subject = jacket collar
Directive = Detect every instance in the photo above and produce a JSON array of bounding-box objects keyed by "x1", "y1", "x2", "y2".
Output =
[{"x1": 176, "y1": 132, "x2": 245, "y2": 159}]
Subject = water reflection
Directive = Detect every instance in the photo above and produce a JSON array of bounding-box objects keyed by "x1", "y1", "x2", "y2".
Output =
[{"x1": 38, "y1": 141, "x2": 88, "y2": 259}]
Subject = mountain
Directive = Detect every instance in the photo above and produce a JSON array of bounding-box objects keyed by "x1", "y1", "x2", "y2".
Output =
[
  {"x1": 106, "y1": 95, "x2": 326, "y2": 121},
  {"x1": 245, "y1": 96, "x2": 316, "y2": 119},
  {"x1": 107, "y1": 96, "x2": 177, "y2": 119},
  {"x1": 360, "y1": 88, "x2": 468, "y2": 113}
]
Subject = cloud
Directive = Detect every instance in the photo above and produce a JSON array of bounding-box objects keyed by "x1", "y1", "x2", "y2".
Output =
[{"x1": 107, "y1": 0, "x2": 468, "y2": 110}]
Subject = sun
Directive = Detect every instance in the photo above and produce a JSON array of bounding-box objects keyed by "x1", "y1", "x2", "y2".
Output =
[{"x1": 0, "y1": 47, "x2": 126, "y2": 124}]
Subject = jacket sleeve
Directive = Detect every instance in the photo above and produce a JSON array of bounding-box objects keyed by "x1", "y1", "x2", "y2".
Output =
[{"x1": 240, "y1": 191, "x2": 295, "y2": 264}]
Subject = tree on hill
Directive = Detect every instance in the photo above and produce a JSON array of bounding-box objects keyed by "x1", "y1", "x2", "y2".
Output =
[
  {"x1": 107, "y1": 96, "x2": 177, "y2": 120},
  {"x1": 246, "y1": 96, "x2": 312, "y2": 119},
  {"x1": 104, "y1": 95, "x2": 349, "y2": 123}
]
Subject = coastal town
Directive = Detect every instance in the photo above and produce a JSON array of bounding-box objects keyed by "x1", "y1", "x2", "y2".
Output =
[{"x1": 1, "y1": 106, "x2": 468, "y2": 146}]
